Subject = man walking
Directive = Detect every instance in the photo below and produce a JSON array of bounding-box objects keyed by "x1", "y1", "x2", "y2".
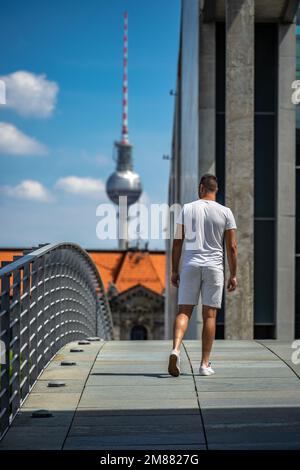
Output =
[{"x1": 168, "y1": 174, "x2": 238, "y2": 377}]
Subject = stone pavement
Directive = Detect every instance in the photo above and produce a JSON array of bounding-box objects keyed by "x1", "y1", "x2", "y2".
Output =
[{"x1": 0, "y1": 340, "x2": 299, "y2": 450}]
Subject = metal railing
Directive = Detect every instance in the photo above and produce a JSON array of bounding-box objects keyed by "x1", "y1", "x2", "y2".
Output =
[{"x1": 0, "y1": 242, "x2": 114, "y2": 439}]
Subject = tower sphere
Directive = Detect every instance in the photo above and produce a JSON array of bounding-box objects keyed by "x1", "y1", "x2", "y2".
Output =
[
  {"x1": 106, "y1": 140, "x2": 142, "y2": 206},
  {"x1": 106, "y1": 169, "x2": 142, "y2": 206}
]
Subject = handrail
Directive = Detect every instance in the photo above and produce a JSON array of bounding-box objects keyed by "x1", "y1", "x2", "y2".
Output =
[{"x1": 0, "y1": 242, "x2": 114, "y2": 440}]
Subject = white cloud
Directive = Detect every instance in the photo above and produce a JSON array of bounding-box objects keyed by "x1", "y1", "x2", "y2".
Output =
[
  {"x1": 0, "y1": 180, "x2": 53, "y2": 202},
  {"x1": 0, "y1": 122, "x2": 47, "y2": 155},
  {"x1": 55, "y1": 176, "x2": 105, "y2": 198},
  {"x1": 1, "y1": 70, "x2": 58, "y2": 118}
]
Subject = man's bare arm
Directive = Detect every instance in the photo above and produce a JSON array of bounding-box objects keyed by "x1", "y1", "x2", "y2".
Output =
[
  {"x1": 171, "y1": 223, "x2": 185, "y2": 287},
  {"x1": 224, "y1": 229, "x2": 238, "y2": 291}
]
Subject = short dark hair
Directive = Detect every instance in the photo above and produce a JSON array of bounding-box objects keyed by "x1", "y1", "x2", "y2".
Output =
[{"x1": 199, "y1": 174, "x2": 218, "y2": 193}]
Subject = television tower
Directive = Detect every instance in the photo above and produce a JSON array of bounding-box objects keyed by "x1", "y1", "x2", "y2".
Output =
[{"x1": 106, "y1": 11, "x2": 142, "y2": 250}]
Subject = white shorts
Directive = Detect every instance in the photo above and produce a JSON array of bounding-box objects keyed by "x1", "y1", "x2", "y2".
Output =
[{"x1": 178, "y1": 265, "x2": 224, "y2": 309}]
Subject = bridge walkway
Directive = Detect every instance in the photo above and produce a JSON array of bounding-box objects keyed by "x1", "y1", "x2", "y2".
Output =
[{"x1": 0, "y1": 340, "x2": 300, "y2": 450}]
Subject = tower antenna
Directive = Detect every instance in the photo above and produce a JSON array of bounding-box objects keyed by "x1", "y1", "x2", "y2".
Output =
[
  {"x1": 105, "y1": 11, "x2": 143, "y2": 250},
  {"x1": 121, "y1": 11, "x2": 129, "y2": 144}
]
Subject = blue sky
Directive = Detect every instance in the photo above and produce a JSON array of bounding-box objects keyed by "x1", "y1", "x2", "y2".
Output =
[{"x1": 0, "y1": 0, "x2": 180, "y2": 249}]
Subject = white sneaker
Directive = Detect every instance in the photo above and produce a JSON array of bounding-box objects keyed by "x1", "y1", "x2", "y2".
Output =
[
  {"x1": 199, "y1": 361, "x2": 215, "y2": 376},
  {"x1": 168, "y1": 349, "x2": 181, "y2": 377}
]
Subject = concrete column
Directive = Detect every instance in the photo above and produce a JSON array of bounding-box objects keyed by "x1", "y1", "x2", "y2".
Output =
[
  {"x1": 225, "y1": 0, "x2": 254, "y2": 339},
  {"x1": 198, "y1": 21, "x2": 216, "y2": 177},
  {"x1": 276, "y1": 21, "x2": 296, "y2": 340},
  {"x1": 197, "y1": 19, "x2": 216, "y2": 338},
  {"x1": 180, "y1": 0, "x2": 200, "y2": 340},
  {"x1": 165, "y1": 82, "x2": 182, "y2": 340}
]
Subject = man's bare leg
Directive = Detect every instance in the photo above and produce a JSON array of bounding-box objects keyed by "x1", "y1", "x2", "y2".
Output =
[
  {"x1": 168, "y1": 305, "x2": 194, "y2": 377},
  {"x1": 201, "y1": 305, "x2": 217, "y2": 367},
  {"x1": 172, "y1": 305, "x2": 194, "y2": 352}
]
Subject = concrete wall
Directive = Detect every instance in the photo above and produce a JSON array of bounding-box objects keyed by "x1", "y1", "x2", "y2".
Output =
[
  {"x1": 197, "y1": 17, "x2": 217, "y2": 338},
  {"x1": 180, "y1": 0, "x2": 200, "y2": 207},
  {"x1": 276, "y1": 20, "x2": 296, "y2": 340},
  {"x1": 165, "y1": 88, "x2": 182, "y2": 339},
  {"x1": 166, "y1": 0, "x2": 297, "y2": 341},
  {"x1": 224, "y1": 0, "x2": 255, "y2": 339},
  {"x1": 166, "y1": 0, "x2": 200, "y2": 340}
]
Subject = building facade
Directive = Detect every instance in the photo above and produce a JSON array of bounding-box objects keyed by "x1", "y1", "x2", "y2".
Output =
[
  {"x1": 90, "y1": 249, "x2": 165, "y2": 340},
  {"x1": 166, "y1": 0, "x2": 299, "y2": 341},
  {"x1": 296, "y1": 7, "x2": 300, "y2": 339},
  {"x1": 0, "y1": 247, "x2": 166, "y2": 341}
]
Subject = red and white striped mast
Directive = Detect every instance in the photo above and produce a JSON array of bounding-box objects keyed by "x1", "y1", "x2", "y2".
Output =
[
  {"x1": 121, "y1": 11, "x2": 129, "y2": 144},
  {"x1": 106, "y1": 10, "x2": 142, "y2": 250}
]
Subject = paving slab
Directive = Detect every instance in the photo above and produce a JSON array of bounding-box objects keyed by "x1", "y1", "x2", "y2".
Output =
[
  {"x1": 30, "y1": 379, "x2": 86, "y2": 394},
  {"x1": 184, "y1": 341, "x2": 300, "y2": 450},
  {"x1": 194, "y1": 376, "x2": 300, "y2": 392},
  {"x1": 71, "y1": 413, "x2": 203, "y2": 428},
  {"x1": 205, "y1": 423, "x2": 300, "y2": 447},
  {"x1": 67, "y1": 425, "x2": 204, "y2": 440},
  {"x1": 63, "y1": 432, "x2": 204, "y2": 449},
  {"x1": 80, "y1": 385, "x2": 196, "y2": 399},
  {"x1": 259, "y1": 340, "x2": 300, "y2": 378},
  {"x1": 1, "y1": 339, "x2": 300, "y2": 450},
  {"x1": 22, "y1": 392, "x2": 82, "y2": 410},
  {"x1": 39, "y1": 367, "x2": 91, "y2": 381},
  {"x1": 86, "y1": 375, "x2": 193, "y2": 386},
  {"x1": 77, "y1": 398, "x2": 199, "y2": 411},
  {"x1": 193, "y1": 364, "x2": 293, "y2": 380},
  {"x1": 0, "y1": 426, "x2": 70, "y2": 450},
  {"x1": 0, "y1": 340, "x2": 103, "y2": 450},
  {"x1": 10, "y1": 410, "x2": 74, "y2": 428},
  {"x1": 63, "y1": 442, "x2": 206, "y2": 450},
  {"x1": 191, "y1": 360, "x2": 287, "y2": 368},
  {"x1": 73, "y1": 408, "x2": 201, "y2": 418},
  {"x1": 208, "y1": 441, "x2": 300, "y2": 450},
  {"x1": 201, "y1": 406, "x2": 300, "y2": 425}
]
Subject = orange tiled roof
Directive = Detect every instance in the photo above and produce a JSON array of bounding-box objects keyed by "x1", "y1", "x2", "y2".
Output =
[
  {"x1": 149, "y1": 253, "x2": 166, "y2": 288},
  {"x1": 89, "y1": 251, "x2": 123, "y2": 291},
  {"x1": 88, "y1": 250, "x2": 166, "y2": 295},
  {"x1": 0, "y1": 250, "x2": 24, "y2": 267},
  {"x1": 0, "y1": 248, "x2": 166, "y2": 297},
  {"x1": 0, "y1": 250, "x2": 25, "y2": 294},
  {"x1": 115, "y1": 251, "x2": 164, "y2": 295}
]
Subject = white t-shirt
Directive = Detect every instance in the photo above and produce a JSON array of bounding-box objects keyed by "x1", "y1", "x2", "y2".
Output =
[{"x1": 176, "y1": 199, "x2": 237, "y2": 269}]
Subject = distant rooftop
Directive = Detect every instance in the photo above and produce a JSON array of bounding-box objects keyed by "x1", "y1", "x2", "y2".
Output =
[{"x1": 0, "y1": 247, "x2": 166, "y2": 296}]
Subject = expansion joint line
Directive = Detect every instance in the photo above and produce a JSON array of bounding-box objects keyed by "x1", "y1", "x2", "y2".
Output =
[
  {"x1": 255, "y1": 340, "x2": 300, "y2": 381},
  {"x1": 182, "y1": 341, "x2": 208, "y2": 450}
]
